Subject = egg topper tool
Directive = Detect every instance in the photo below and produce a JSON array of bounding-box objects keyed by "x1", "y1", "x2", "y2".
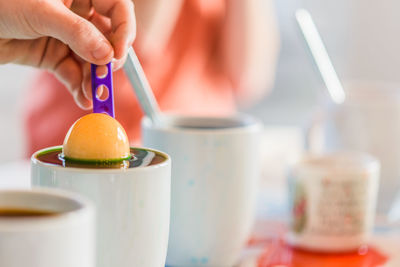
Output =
[{"x1": 91, "y1": 63, "x2": 115, "y2": 118}]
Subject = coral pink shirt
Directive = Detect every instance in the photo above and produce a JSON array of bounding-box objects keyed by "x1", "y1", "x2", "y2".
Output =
[{"x1": 23, "y1": 0, "x2": 236, "y2": 156}]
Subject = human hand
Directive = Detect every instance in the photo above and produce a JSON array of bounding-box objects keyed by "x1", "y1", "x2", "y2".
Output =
[{"x1": 0, "y1": 0, "x2": 135, "y2": 109}]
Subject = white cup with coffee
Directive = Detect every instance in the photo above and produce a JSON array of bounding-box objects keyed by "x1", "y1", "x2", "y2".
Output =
[
  {"x1": 287, "y1": 152, "x2": 380, "y2": 252},
  {"x1": 0, "y1": 188, "x2": 95, "y2": 267},
  {"x1": 142, "y1": 114, "x2": 262, "y2": 266},
  {"x1": 31, "y1": 146, "x2": 171, "y2": 267}
]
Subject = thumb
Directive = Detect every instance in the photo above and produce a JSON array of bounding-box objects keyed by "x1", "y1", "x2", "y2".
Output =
[{"x1": 35, "y1": 2, "x2": 113, "y2": 64}]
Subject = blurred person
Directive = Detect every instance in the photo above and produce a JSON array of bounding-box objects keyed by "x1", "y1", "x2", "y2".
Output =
[{"x1": 20, "y1": 0, "x2": 280, "y2": 156}]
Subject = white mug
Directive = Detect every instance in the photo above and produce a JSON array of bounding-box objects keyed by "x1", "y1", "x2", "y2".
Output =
[
  {"x1": 287, "y1": 152, "x2": 380, "y2": 252},
  {"x1": 0, "y1": 188, "x2": 95, "y2": 267},
  {"x1": 142, "y1": 114, "x2": 263, "y2": 266},
  {"x1": 31, "y1": 146, "x2": 171, "y2": 267}
]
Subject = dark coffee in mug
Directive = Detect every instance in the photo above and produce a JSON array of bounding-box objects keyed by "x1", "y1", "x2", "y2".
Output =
[
  {"x1": 0, "y1": 208, "x2": 58, "y2": 217},
  {"x1": 36, "y1": 147, "x2": 166, "y2": 169}
]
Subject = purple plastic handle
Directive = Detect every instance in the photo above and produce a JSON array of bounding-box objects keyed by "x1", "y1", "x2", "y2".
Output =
[{"x1": 91, "y1": 63, "x2": 115, "y2": 118}]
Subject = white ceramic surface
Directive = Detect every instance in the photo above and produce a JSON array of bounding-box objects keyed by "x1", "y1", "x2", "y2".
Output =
[
  {"x1": 31, "y1": 147, "x2": 171, "y2": 267},
  {"x1": 142, "y1": 114, "x2": 263, "y2": 266},
  {"x1": 287, "y1": 152, "x2": 380, "y2": 252},
  {"x1": 0, "y1": 188, "x2": 95, "y2": 267}
]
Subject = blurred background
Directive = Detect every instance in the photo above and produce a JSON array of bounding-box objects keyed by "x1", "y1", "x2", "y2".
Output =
[{"x1": 1, "y1": 0, "x2": 400, "y2": 162}]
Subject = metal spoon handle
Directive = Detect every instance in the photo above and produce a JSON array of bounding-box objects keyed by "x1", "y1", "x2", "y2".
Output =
[
  {"x1": 123, "y1": 47, "x2": 161, "y2": 124},
  {"x1": 295, "y1": 8, "x2": 346, "y2": 104}
]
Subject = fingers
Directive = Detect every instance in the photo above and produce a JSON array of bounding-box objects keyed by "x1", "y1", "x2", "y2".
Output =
[
  {"x1": 53, "y1": 56, "x2": 92, "y2": 110},
  {"x1": 89, "y1": 11, "x2": 112, "y2": 36},
  {"x1": 82, "y1": 63, "x2": 93, "y2": 101},
  {"x1": 89, "y1": 12, "x2": 130, "y2": 69},
  {"x1": 36, "y1": 1, "x2": 113, "y2": 65},
  {"x1": 41, "y1": 40, "x2": 91, "y2": 110},
  {"x1": 29, "y1": 37, "x2": 92, "y2": 109},
  {"x1": 0, "y1": 39, "x2": 29, "y2": 64},
  {"x1": 92, "y1": 0, "x2": 136, "y2": 59},
  {"x1": 112, "y1": 53, "x2": 128, "y2": 71},
  {"x1": 70, "y1": 0, "x2": 93, "y2": 19},
  {"x1": 82, "y1": 62, "x2": 110, "y2": 103},
  {"x1": 0, "y1": 37, "x2": 90, "y2": 109},
  {"x1": 75, "y1": 89, "x2": 93, "y2": 110}
]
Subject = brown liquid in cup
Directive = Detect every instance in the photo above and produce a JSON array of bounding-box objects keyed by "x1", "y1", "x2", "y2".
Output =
[
  {"x1": 36, "y1": 147, "x2": 166, "y2": 169},
  {"x1": 0, "y1": 208, "x2": 58, "y2": 217}
]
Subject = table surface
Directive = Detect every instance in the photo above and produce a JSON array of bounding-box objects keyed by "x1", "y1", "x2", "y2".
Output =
[{"x1": 1, "y1": 160, "x2": 400, "y2": 267}]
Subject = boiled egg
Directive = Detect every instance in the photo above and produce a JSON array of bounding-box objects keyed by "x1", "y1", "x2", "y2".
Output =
[{"x1": 62, "y1": 113, "x2": 130, "y2": 161}]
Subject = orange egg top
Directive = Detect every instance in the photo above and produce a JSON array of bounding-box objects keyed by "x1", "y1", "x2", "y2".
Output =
[{"x1": 62, "y1": 113, "x2": 130, "y2": 161}]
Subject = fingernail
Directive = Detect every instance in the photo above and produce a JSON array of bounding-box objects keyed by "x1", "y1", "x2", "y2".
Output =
[
  {"x1": 92, "y1": 41, "x2": 112, "y2": 60},
  {"x1": 112, "y1": 59, "x2": 119, "y2": 71}
]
